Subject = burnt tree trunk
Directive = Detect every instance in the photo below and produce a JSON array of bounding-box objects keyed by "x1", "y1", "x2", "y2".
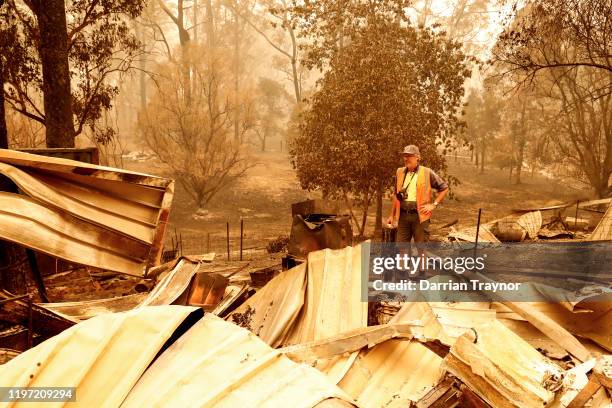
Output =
[
  {"x1": 0, "y1": 60, "x2": 24, "y2": 293},
  {"x1": 0, "y1": 240, "x2": 27, "y2": 295},
  {"x1": 0, "y1": 172, "x2": 27, "y2": 295},
  {"x1": 374, "y1": 185, "x2": 383, "y2": 239},
  {"x1": 479, "y1": 144, "x2": 485, "y2": 174},
  {"x1": 29, "y1": 0, "x2": 75, "y2": 147},
  {"x1": 0, "y1": 58, "x2": 7, "y2": 149},
  {"x1": 516, "y1": 104, "x2": 526, "y2": 184},
  {"x1": 516, "y1": 140, "x2": 525, "y2": 184},
  {"x1": 233, "y1": 13, "x2": 241, "y2": 143}
]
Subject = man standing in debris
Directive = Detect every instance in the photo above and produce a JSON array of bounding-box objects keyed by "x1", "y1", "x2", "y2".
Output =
[{"x1": 386, "y1": 145, "x2": 449, "y2": 243}]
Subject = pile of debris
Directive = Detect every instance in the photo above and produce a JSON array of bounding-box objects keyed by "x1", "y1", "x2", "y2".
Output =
[
  {"x1": 448, "y1": 198, "x2": 612, "y2": 244},
  {"x1": 2, "y1": 241, "x2": 611, "y2": 407},
  {"x1": 1, "y1": 150, "x2": 611, "y2": 407}
]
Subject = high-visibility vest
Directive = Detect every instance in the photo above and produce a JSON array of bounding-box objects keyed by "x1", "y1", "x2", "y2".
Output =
[{"x1": 394, "y1": 165, "x2": 432, "y2": 223}]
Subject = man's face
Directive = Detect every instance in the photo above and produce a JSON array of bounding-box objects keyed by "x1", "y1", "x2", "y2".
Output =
[{"x1": 402, "y1": 154, "x2": 419, "y2": 170}]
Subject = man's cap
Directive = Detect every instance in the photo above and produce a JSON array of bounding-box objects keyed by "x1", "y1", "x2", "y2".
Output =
[{"x1": 401, "y1": 145, "x2": 420, "y2": 156}]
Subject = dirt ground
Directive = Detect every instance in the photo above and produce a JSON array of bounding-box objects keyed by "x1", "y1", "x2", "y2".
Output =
[{"x1": 124, "y1": 150, "x2": 593, "y2": 254}]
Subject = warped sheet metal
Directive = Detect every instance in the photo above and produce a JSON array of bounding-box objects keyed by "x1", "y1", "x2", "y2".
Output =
[
  {"x1": 590, "y1": 202, "x2": 612, "y2": 240},
  {"x1": 283, "y1": 245, "x2": 368, "y2": 345},
  {"x1": 212, "y1": 283, "x2": 249, "y2": 317},
  {"x1": 228, "y1": 244, "x2": 367, "y2": 348},
  {"x1": 227, "y1": 263, "x2": 307, "y2": 347},
  {"x1": 443, "y1": 319, "x2": 564, "y2": 408},
  {"x1": 0, "y1": 149, "x2": 174, "y2": 276},
  {"x1": 0, "y1": 305, "x2": 198, "y2": 408},
  {"x1": 140, "y1": 258, "x2": 202, "y2": 306},
  {"x1": 289, "y1": 302, "x2": 446, "y2": 407},
  {"x1": 331, "y1": 302, "x2": 445, "y2": 407},
  {"x1": 492, "y1": 301, "x2": 612, "y2": 352},
  {"x1": 41, "y1": 258, "x2": 202, "y2": 321},
  {"x1": 122, "y1": 314, "x2": 355, "y2": 408},
  {"x1": 338, "y1": 341, "x2": 443, "y2": 407},
  {"x1": 447, "y1": 225, "x2": 500, "y2": 243},
  {"x1": 38, "y1": 293, "x2": 147, "y2": 322}
]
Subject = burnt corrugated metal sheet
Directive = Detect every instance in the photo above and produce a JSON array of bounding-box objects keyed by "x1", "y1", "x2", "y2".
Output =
[
  {"x1": 0, "y1": 149, "x2": 174, "y2": 276},
  {"x1": 338, "y1": 340, "x2": 443, "y2": 407},
  {"x1": 0, "y1": 308, "x2": 356, "y2": 407},
  {"x1": 228, "y1": 244, "x2": 368, "y2": 348},
  {"x1": 40, "y1": 258, "x2": 203, "y2": 321},
  {"x1": 227, "y1": 263, "x2": 307, "y2": 347},
  {"x1": 40, "y1": 293, "x2": 148, "y2": 322},
  {"x1": 122, "y1": 314, "x2": 355, "y2": 408},
  {"x1": 590, "y1": 203, "x2": 612, "y2": 240},
  {"x1": 283, "y1": 245, "x2": 368, "y2": 345},
  {"x1": 0, "y1": 305, "x2": 198, "y2": 408}
]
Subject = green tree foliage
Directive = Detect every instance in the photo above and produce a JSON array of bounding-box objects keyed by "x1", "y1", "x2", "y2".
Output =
[
  {"x1": 0, "y1": 0, "x2": 146, "y2": 147},
  {"x1": 290, "y1": 14, "x2": 470, "y2": 234},
  {"x1": 291, "y1": 0, "x2": 411, "y2": 70},
  {"x1": 492, "y1": 0, "x2": 612, "y2": 197}
]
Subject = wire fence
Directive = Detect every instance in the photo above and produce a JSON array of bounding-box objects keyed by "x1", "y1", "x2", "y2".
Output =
[{"x1": 163, "y1": 221, "x2": 270, "y2": 261}]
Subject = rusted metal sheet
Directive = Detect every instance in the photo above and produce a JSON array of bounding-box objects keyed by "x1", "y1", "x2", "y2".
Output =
[
  {"x1": 229, "y1": 244, "x2": 368, "y2": 348},
  {"x1": 338, "y1": 340, "x2": 444, "y2": 407},
  {"x1": 184, "y1": 273, "x2": 229, "y2": 311},
  {"x1": 140, "y1": 258, "x2": 201, "y2": 306},
  {"x1": 122, "y1": 314, "x2": 355, "y2": 408},
  {"x1": 442, "y1": 320, "x2": 564, "y2": 408},
  {"x1": 0, "y1": 149, "x2": 174, "y2": 276},
  {"x1": 40, "y1": 294, "x2": 148, "y2": 322},
  {"x1": 212, "y1": 283, "x2": 249, "y2": 317},
  {"x1": 0, "y1": 290, "x2": 74, "y2": 340},
  {"x1": 288, "y1": 215, "x2": 353, "y2": 259},
  {"x1": 228, "y1": 263, "x2": 307, "y2": 347},
  {"x1": 39, "y1": 257, "x2": 203, "y2": 322}
]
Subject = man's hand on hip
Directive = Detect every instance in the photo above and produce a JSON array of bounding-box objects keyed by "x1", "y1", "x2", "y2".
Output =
[{"x1": 421, "y1": 203, "x2": 436, "y2": 215}]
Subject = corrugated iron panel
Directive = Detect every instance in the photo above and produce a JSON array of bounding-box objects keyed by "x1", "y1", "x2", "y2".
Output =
[
  {"x1": 0, "y1": 149, "x2": 174, "y2": 275},
  {"x1": 39, "y1": 294, "x2": 148, "y2": 322},
  {"x1": 338, "y1": 340, "x2": 443, "y2": 407},
  {"x1": 122, "y1": 314, "x2": 355, "y2": 408},
  {"x1": 140, "y1": 258, "x2": 202, "y2": 306},
  {"x1": 283, "y1": 245, "x2": 368, "y2": 345},
  {"x1": 590, "y1": 203, "x2": 612, "y2": 240},
  {"x1": 228, "y1": 244, "x2": 367, "y2": 348},
  {"x1": 0, "y1": 305, "x2": 198, "y2": 408},
  {"x1": 0, "y1": 149, "x2": 171, "y2": 187},
  {"x1": 227, "y1": 263, "x2": 307, "y2": 347},
  {"x1": 309, "y1": 302, "x2": 447, "y2": 407}
]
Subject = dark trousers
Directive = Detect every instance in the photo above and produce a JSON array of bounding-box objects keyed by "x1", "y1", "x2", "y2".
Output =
[
  {"x1": 397, "y1": 210, "x2": 429, "y2": 243},
  {"x1": 392, "y1": 211, "x2": 430, "y2": 282}
]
